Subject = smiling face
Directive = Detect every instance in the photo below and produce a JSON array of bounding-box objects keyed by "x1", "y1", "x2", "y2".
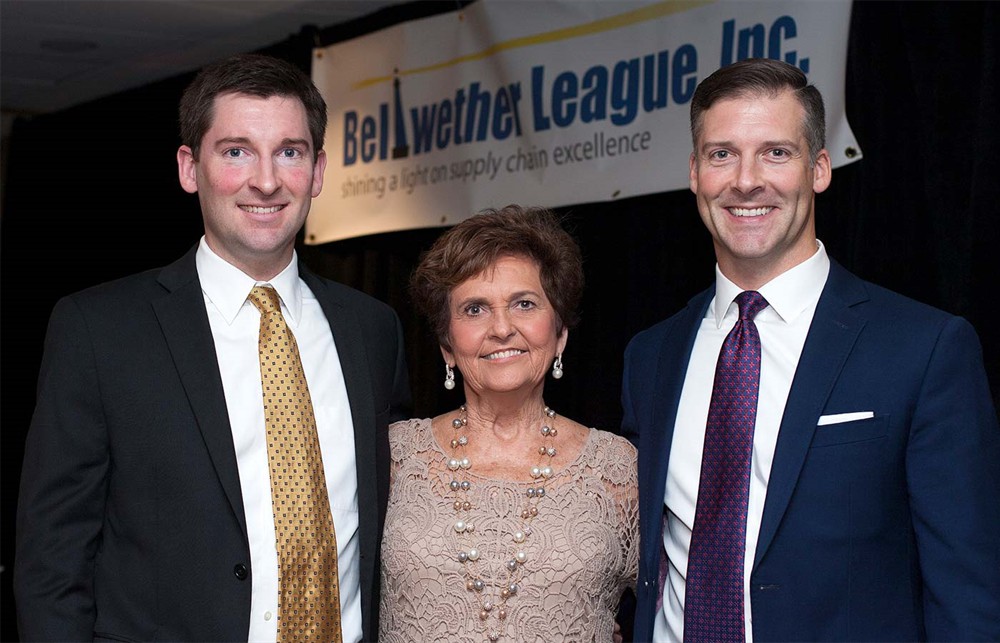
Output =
[
  {"x1": 690, "y1": 89, "x2": 831, "y2": 289},
  {"x1": 442, "y1": 255, "x2": 568, "y2": 398},
  {"x1": 177, "y1": 92, "x2": 326, "y2": 280}
]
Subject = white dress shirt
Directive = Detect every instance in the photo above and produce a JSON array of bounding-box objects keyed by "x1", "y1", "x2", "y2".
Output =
[
  {"x1": 655, "y1": 241, "x2": 831, "y2": 643},
  {"x1": 196, "y1": 238, "x2": 362, "y2": 642}
]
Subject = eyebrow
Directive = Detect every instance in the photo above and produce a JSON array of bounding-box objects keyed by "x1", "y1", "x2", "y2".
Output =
[
  {"x1": 699, "y1": 139, "x2": 801, "y2": 154},
  {"x1": 455, "y1": 295, "x2": 487, "y2": 307},
  {"x1": 453, "y1": 290, "x2": 542, "y2": 308},
  {"x1": 212, "y1": 136, "x2": 312, "y2": 150}
]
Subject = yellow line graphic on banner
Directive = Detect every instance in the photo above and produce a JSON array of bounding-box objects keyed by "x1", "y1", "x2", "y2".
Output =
[{"x1": 348, "y1": 0, "x2": 711, "y2": 90}]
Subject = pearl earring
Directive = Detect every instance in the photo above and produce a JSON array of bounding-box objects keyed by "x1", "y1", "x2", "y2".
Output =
[
  {"x1": 552, "y1": 354, "x2": 564, "y2": 379},
  {"x1": 444, "y1": 364, "x2": 456, "y2": 390}
]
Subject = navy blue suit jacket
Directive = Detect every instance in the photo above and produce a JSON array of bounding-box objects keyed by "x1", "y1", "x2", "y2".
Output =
[
  {"x1": 623, "y1": 261, "x2": 1000, "y2": 641},
  {"x1": 15, "y1": 246, "x2": 411, "y2": 641}
]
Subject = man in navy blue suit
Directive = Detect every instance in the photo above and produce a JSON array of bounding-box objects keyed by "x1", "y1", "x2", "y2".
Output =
[{"x1": 623, "y1": 58, "x2": 1000, "y2": 641}]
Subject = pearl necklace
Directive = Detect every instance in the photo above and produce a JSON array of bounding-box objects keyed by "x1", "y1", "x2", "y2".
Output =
[{"x1": 446, "y1": 404, "x2": 559, "y2": 642}]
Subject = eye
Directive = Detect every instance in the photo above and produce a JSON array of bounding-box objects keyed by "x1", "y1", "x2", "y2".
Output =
[
  {"x1": 514, "y1": 299, "x2": 536, "y2": 311},
  {"x1": 709, "y1": 150, "x2": 730, "y2": 160},
  {"x1": 767, "y1": 148, "x2": 790, "y2": 159},
  {"x1": 279, "y1": 148, "x2": 302, "y2": 159},
  {"x1": 463, "y1": 303, "x2": 483, "y2": 316},
  {"x1": 224, "y1": 148, "x2": 245, "y2": 158}
]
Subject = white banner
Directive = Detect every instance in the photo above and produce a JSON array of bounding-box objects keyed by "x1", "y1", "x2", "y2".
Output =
[{"x1": 308, "y1": 0, "x2": 859, "y2": 243}]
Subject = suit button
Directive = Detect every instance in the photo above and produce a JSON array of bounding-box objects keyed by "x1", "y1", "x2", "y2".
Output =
[{"x1": 233, "y1": 563, "x2": 248, "y2": 580}]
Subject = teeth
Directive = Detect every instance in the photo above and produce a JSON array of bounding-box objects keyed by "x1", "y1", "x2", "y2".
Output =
[
  {"x1": 484, "y1": 349, "x2": 524, "y2": 360},
  {"x1": 730, "y1": 206, "x2": 771, "y2": 217},
  {"x1": 241, "y1": 205, "x2": 283, "y2": 214}
]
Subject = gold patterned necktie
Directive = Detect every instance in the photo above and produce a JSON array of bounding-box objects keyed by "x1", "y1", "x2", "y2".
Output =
[{"x1": 248, "y1": 285, "x2": 342, "y2": 642}]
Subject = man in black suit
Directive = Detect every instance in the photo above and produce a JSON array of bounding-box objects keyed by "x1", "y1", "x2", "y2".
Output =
[{"x1": 14, "y1": 53, "x2": 410, "y2": 641}]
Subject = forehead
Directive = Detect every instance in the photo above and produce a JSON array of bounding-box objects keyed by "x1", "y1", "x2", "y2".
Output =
[
  {"x1": 698, "y1": 90, "x2": 805, "y2": 144},
  {"x1": 206, "y1": 92, "x2": 310, "y2": 136},
  {"x1": 455, "y1": 255, "x2": 543, "y2": 295}
]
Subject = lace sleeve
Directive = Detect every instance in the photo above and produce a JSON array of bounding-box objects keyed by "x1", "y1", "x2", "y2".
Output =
[
  {"x1": 595, "y1": 430, "x2": 640, "y2": 593},
  {"x1": 387, "y1": 417, "x2": 431, "y2": 487},
  {"x1": 621, "y1": 452, "x2": 640, "y2": 592}
]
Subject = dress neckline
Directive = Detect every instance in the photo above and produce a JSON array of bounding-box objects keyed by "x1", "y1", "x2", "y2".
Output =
[{"x1": 425, "y1": 417, "x2": 597, "y2": 484}]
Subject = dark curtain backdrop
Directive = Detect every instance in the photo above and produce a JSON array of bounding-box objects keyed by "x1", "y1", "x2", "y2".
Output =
[{"x1": 2, "y1": 2, "x2": 998, "y2": 640}]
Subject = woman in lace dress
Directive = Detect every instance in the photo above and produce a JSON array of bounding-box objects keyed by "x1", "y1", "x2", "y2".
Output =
[{"x1": 380, "y1": 205, "x2": 638, "y2": 642}]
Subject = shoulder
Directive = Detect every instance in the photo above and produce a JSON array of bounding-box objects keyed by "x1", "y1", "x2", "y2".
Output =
[
  {"x1": 860, "y1": 282, "x2": 953, "y2": 325},
  {"x1": 54, "y1": 245, "x2": 200, "y2": 312},
  {"x1": 590, "y1": 427, "x2": 637, "y2": 455},
  {"x1": 828, "y1": 264, "x2": 977, "y2": 342},
  {"x1": 303, "y1": 274, "x2": 407, "y2": 357},
  {"x1": 302, "y1": 268, "x2": 399, "y2": 319},
  {"x1": 582, "y1": 427, "x2": 637, "y2": 485},
  {"x1": 388, "y1": 417, "x2": 435, "y2": 461},
  {"x1": 829, "y1": 261, "x2": 949, "y2": 322},
  {"x1": 625, "y1": 287, "x2": 712, "y2": 354},
  {"x1": 52, "y1": 266, "x2": 174, "y2": 319}
]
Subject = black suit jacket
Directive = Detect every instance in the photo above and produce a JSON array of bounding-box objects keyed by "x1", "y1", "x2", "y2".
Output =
[{"x1": 14, "y1": 246, "x2": 411, "y2": 641}]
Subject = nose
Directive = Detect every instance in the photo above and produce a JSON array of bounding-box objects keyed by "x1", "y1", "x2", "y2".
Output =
[
  {"x1": 489, "y1": 308, "x2": 515, "y2": 339},
  {"x1": 250, "y1": 158, "x2": 280, "y2": 195},
  {"x1": 734, "y1": 158, "x2": 764, "y2": 195}
]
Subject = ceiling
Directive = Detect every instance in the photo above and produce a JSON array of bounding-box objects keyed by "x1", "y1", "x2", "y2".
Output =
[{"x1": 0, "y1": 0, "x2": 401, "y2": 117}]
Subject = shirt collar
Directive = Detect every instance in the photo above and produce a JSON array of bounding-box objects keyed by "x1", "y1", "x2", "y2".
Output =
[
  {"x1": 195, "y1": 236, "x2": 302, "y2": 325},
  {"x1": 711, "y1": 239, "x2": 830, "y2": 327}
]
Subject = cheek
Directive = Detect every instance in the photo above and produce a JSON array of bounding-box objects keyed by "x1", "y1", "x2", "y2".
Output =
[
  {"x1": 204, "y1": 166, "x2": 246, "y2": 194},
  {"x1": 526, "y1": 318, "x2": 560, "y2": 347},
  {"x1": 448, "y1": 323, "x2": 483, "y2": 358},
  {"x1": 283, "y1": 167, "x2": 317, "y2": 194},
  {"x1": 773, "y1": 167, "x2": 811, "y2": 196},
  {"x1": 694, "y1": 170, "x2": 727, "y2": 198}
]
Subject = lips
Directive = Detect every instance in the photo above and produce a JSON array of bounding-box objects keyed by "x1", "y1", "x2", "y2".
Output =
[
  {"x1": 240, "y1": 204, "x2": 285, "y2": 214},
  {"x1": 727, "y1": 206, "x2": 773, "y2": 217},
  {"x1": 482, "y1": 349, "x2": 525, "y2": 360}
]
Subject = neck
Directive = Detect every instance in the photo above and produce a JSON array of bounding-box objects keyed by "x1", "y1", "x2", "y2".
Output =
[
  {"x1": 715, "y1": 234, "x2": 819, "y2": 291},
  {"x1": 461, "y1": 391, "x2": 548, "y2": 441},
  {"x1": 203, "y1": 235, "x2": 294, "y2": 282}
]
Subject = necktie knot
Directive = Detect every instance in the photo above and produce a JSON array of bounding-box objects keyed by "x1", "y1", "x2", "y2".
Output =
[
  {"x1": 735, "y1": 290, "x2": 768, "y2": 322},
  {"x1": 248, "y1": 285, "x2": 281, "y2": 316}
]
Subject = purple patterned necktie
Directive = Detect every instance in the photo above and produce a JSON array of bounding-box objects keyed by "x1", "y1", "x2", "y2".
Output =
[{"x1": 684, "y1": 290, "x2": 769, "y2": 642}]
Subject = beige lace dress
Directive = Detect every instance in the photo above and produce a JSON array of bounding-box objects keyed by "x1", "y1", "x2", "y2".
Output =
[{"x1": 379, "y1": 417, "x2": 639, "y2": 642}]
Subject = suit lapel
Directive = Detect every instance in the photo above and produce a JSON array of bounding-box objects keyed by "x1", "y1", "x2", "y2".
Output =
[
  {"x1": 643, "y1": 290, "x2": 711, "y2": 554},
  {"x1": 301, "y1": 269, "x2": 378, "y2": 550},
  {"x1": 152, "y1": 247, "x2": 247, "y2": 534},
  {"x1": 302, "y1": 269, "x2": 376, "y2": 488},
  {"x1": 753, "y1": 262, "x2": 868, "y2": 565},
  {"x1": 650, "y1": 288, "x2": 715, "y2": 494},
  {"x1": 302, "y1": 269, "x2": 381, "y2": 636}
]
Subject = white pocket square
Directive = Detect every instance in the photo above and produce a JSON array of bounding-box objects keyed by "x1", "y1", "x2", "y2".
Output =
[{"x1": 817, "y1": 411, "x2": 875, "y2": 426}]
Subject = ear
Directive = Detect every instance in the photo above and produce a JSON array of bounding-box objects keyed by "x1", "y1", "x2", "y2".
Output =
[
  {"x1": 439, "y1": 344, "x2": 455, "y2": 368},
  {"x1": 177, "y1": 146, "x2": 199, "y2": 194},
  {"x1": 311, "y1": 149, "x2": 327, "y2": 198},
  {"x1": 812, "y1": 148, "x2": 832, "y2": 194},
  {"x1": 556, "y1": 326, "x2": 568, "y2": 356},
  {"x1": 689, "y1": 151, "x2": 698, "y2": 194}
]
